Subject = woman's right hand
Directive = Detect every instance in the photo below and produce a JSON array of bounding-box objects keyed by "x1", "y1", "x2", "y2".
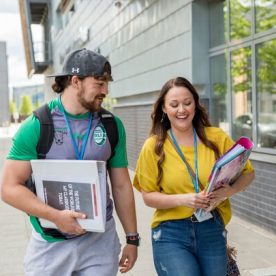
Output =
[
  {"x1": 142, "y1": 190, "x2": 210, "y2": 209},
  {"x1": 182, "y1": 192, "x2": 210, "y2": 209}
]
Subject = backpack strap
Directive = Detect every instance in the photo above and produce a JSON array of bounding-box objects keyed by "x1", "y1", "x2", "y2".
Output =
[
  {"x1": 99, "y1": 108, "x2": 119, "y2": 158},
  {"x1": 25, "y1": 104, "x2": 54, "y2": 194},
  {"x1": 31, "y1": 104, "x2": 68, "y2": 240},
  {"x1": 33, "y1": 104, "x2": 54, "y2": 159}
]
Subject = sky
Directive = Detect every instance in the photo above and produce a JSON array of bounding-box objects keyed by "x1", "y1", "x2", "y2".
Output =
[{"x1": 0, "y1": 0, "x2": 43, "y2": 89}]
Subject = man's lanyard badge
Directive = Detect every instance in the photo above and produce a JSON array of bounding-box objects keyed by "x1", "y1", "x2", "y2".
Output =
[{"x1": 58, "y1": 95, "x2": 93, "y2": 160}]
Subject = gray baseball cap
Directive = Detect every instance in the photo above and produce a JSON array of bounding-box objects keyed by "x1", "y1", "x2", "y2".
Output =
[{"x1": 47, "y1": 48, "x2": 113, "y2": 80}]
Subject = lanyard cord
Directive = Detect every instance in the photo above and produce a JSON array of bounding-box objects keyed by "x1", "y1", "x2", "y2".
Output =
[
  {"x1": 169, "y1": 128, "x2": 199, "y2": 193},
  {"x1": 58, "y1": 95, "x2": 93, "y2": 160}
]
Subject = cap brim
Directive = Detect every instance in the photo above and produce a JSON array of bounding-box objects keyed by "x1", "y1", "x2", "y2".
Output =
[
  {"x1": 46, "y1": 73, "x2": 71, "y2": 78},
  {"x1": 46, "y1": 73, "x2": 113, "y2": 81}
]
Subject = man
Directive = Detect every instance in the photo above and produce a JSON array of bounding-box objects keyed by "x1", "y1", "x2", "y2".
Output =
[{"x1": 1, "y1": 48, "x2": 139, "y2": 275}]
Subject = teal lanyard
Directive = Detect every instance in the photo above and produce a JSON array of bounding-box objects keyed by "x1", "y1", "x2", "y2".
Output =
[
  {"x1": 169, "y1": 128, "x2": 199, "y2": 193},
  {"x1": 58, "y1": 95, "x2": 93, "y2": 160}
]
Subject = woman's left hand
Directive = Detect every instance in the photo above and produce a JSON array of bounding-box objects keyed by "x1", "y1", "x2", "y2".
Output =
[
  {"x1": 207, "y1": 171, "x2": 255, "y2": 206},
  {"x1": 207, "y1": 183, "x2": 234, "y2": 204}
]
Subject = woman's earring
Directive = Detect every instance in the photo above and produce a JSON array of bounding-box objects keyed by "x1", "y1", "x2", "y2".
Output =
[{"x1": 161, "y1": 112, "x2": 166, "y2": 123}]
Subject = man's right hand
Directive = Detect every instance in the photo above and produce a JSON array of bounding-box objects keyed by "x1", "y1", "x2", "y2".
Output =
[{"x1": 52, "y1": 210, "x2": 87, "y2": 235}]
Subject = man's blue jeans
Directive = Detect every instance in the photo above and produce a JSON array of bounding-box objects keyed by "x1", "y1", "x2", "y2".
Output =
[{"x1": 151, "y1": 212, "x2": 227, "y2": 276}]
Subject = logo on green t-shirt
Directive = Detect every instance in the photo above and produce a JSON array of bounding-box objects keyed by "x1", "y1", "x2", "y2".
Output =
[{"x1": 93, "y1": 125, "x2": 107, "y2": 146}]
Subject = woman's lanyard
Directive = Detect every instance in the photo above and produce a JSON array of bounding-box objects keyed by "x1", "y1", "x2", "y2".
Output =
[
  {"x1": 169, "y1": 128, "x2": 199, "y2": 193},
  {"x1": 58, "y1": 95, "x2": 93, "y2": 160}
]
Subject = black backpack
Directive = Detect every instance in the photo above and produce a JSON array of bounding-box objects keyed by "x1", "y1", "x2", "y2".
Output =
[{"x1": 26, "y1": 104, "x2": 118, "y2": 240}]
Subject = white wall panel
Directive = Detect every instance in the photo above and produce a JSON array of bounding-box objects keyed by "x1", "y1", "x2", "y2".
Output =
[
  {"x1": 113, "y1": 32, "x2": 191, "y2": 81},
  {"x1": 111, "y1": 58, "x2": 192, "y2": 97},
  {"x1": 110, "y1": 5, "x2": 191, "y2": 65}
]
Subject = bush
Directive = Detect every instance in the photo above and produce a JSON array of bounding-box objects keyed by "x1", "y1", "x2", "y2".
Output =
[
  {"x1": 19, "y1": 95, "x2": 33, "y2": 116},
  {"x1": 9, "y1": 101, "x2": 16, "y2": 114},
  {"x1": 102, "y1": 95, "x2": 117, "y2": 111},
  {"x1": 19, "y1": 95, "x2": 33, "y2": 121},
  {"x1": 9, "y1": 101, "x2": 17, "y2": 123}
]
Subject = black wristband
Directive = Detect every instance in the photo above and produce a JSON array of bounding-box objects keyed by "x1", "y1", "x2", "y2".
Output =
[{"x1": 126, "y1": 233, "x2": 140, "y2": 246}]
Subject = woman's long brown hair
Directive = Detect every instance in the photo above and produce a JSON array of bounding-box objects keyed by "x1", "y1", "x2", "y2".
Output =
[{"x1": 150, "y1": 77, "x2": 220, "y2": 187}]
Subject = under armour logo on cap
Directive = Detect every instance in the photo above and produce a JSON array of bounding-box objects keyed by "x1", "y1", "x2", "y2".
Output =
[{"x1": 72, "y1": 67, "x2": 80, "y2": 73}]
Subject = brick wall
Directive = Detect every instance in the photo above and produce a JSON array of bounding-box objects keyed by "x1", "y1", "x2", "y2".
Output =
[
  {"x1": 231, "y1": 160, "x2": 276, "y2": 234},
  {"x1": 114, "y1": 104, "x2": 152, "y2": 169}
]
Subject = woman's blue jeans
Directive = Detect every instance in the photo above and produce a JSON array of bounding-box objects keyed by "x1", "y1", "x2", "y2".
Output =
[{"x1": 151, "y1": 212, "x2": 227, "y2": 276}]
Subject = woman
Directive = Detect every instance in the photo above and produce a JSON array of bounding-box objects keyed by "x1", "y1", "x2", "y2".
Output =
[{"x1": 133, "y1": 77, "x2": 254, "y2": 276}]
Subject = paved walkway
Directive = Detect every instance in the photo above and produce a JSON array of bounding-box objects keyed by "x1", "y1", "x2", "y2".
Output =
[
  {"x1": 0, "y1": 164, "x2": 276, "y2": 275},
  {"x1": 117, "y1": 172, "x2": 276, "y2": 276}
]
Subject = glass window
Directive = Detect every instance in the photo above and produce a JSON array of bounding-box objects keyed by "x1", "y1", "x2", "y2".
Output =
[
  {"x1": 209, "y1": 1, "x2": 276, "y2": 149},
  {"x1": 210, "y1": 54, "x2": 229, "y2": 132},
  {"x1": 31, "y1": 24, "x2": 45, "y2": 62},
  {"x1": 230, "y1": 0, "x2": 252, "y2": 40},
  {"x1": 256, "y1": 39, "x2": 276, "y2": 148},
  {"x1": 231, "y1": 47, "x2": 252, "y2": 141},
  {"x1": 209, "y1": 0, "x2": 228, "y2": 48},
  {"x1": 255, "y1": 0, "x2": 276, "y2": 33}
]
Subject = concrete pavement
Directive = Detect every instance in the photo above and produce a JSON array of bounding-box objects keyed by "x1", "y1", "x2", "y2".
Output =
[
  {"x1": 1, "y1": 131, "x2": 276, "y2": 275},
  {"x1": 1, "y1": 181, "x2": 276, "y2": 276}
]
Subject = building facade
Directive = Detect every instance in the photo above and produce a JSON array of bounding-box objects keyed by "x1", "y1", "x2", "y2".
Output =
[
  {"x1": 20, "y1": 0, "x2": 276, "y2": 233},
  {"x1": 0, "y1": 41, "x2": 10, "y2": 126}
]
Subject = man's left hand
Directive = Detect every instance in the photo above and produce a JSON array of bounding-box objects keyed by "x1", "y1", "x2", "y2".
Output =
[{"x1": 119, "y1": 244, "x2": 138, "y2": 273}]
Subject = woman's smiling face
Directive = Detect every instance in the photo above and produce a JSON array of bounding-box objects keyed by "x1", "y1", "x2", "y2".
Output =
[{"x1": 162, "y1": 86, "x2": 196, "y2": 133}]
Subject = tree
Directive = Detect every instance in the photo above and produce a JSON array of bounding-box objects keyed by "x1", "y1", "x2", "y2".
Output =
[
  {"x1": 255, "y1": 0, "x2": 276, "y2": 33},
  {"x1": 230, "y1": 0, "x2": 251, "y2": 40},
  {"x1": 102, "y1": 95, "x2": 117, "y2": 111},
  {"x1": 19, "y1": 95, "x2": 33, "y2": 120},
  {"x1": 9, "y1": 101, "x2": 17, "y2": 115},
  {"x1": 257, "y1": 39, "x2": 276, "y2": 95},
  {"x1": 9, "y1": 101, "x2": 17, "y2": 123}
]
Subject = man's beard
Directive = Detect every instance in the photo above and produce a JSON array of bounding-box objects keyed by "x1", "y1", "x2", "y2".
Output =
[{"x1": 77, "y1": 90, "x2": 105, "y2": 112}]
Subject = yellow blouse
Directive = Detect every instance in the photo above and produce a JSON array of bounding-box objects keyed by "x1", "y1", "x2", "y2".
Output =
[{"x1": 133, "y1": 127, "x2": 254, "y2": 228}]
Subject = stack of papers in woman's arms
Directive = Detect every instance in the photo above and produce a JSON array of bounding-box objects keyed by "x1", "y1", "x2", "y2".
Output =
[
  {"x1": 31, "y1": 160, "x2": 107, "y2": 232},
  {"x1": 194, "y1": 136, "x2": 254, "y2": 222}
]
